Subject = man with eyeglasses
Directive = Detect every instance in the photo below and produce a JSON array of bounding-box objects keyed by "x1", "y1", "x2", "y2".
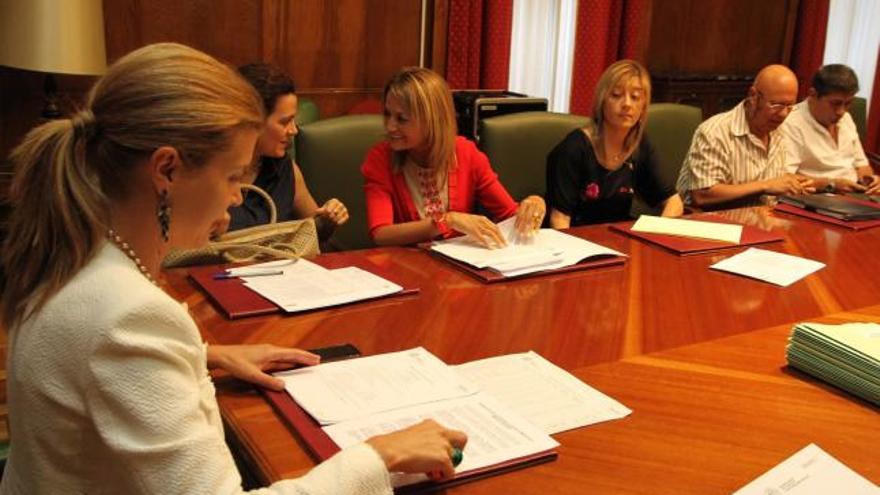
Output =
[
  {"x1": 677, "y1": 64, "x2": 814, "y2": 210},
  {"x1": 780, "y1": 64, "x2": 879, "y2": 195}
]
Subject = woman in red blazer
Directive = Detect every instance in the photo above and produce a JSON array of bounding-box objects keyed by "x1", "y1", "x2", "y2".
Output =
[{"x1": 362, "y1": 67, "x2": 545, "y2": 247}]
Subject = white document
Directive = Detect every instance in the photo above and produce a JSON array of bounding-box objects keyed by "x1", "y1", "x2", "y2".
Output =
[
  {"x1": 240, "y1": 259, "x2": 403, "y2": 313},
  {"x1": 274, "y1": 347, "x2": 478, "y2": 424},
  {"x1": 732, "y1": 444, "x2": 878, "y2": 495},
  {"x1": 710, "y1": 248, "x2": 825, "y2": 287},
  {"x1": 632, "y1": 215, "x2": 743, "y2": 244},
  {"x1": 431, "y1": 218, "x2": 624, "y2": 277},
  {"x1": 323, "y1": 393, "x2": 560, "y2": 487},
  {"x1": 454, "y1": 351, "x2": 632, "y2": 434}
]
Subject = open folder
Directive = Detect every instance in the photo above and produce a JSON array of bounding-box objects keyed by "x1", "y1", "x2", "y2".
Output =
[
  {"x1": 189, "y1": 258, "x2": 419, "y2": 319},
  {"x1": 610, "y1": 214, "x2": 784, "y2": 255},
  {"x1": 263, "y1": 348, "x2": 632, "y2": 491},
  {"x1": 429, "y1": 217, "x2": 626, "y2": 282}
]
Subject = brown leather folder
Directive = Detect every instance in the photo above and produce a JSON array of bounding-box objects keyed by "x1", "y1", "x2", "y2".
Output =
[
  {"x1": 262, "y1": 387, "x2": 558, "y2": 493},
  {"x1": 428, "y1": 249, "x2": 625, "y2": 283},
  {"x1": 610, "y1": 215, "x2": 784, "y2": 255},
  {"x1": 189, "y1": 258, "x2": 420, "y2": 319}
]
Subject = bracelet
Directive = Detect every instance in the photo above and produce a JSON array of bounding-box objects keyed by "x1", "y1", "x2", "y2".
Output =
[{"x1": 433, "y1": 212, "x2": 452, "y2": 238}]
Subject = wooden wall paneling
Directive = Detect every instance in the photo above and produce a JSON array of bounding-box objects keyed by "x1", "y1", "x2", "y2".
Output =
[
  {"x1": 427, "y1": 0, "x2": 450, "y2": 76},
  {"x1": 647, "y1": 0, "x2": 800, "y2": 75},
  {"x1": 267, "y1": 0, "x2": 422, "y2": 117},
  {"x1": 103, "y1": 0, "x2": 263, "y2": 66}
]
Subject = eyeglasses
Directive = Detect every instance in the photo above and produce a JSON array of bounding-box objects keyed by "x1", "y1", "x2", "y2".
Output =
[{"x1": 755, "y1": 90, "x2": 796, "y2": 113}]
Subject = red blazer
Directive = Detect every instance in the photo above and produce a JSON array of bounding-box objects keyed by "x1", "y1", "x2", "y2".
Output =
[{"x1": 362, "y1": 136, "x2": 518, "y2": 239}]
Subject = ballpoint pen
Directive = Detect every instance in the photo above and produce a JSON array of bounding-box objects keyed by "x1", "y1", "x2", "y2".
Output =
[{"x1": 212, "y1": 270, "x2": 284, "y2": 280}]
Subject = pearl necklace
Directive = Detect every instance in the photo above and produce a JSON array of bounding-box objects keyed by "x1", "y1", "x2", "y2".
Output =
[{"x1": 107, "y1": 228, "x2": 159, "y2": 287}]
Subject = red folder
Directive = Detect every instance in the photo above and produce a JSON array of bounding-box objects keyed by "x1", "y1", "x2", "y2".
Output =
[
  {"x1": 428, "y1": 249, "x2": 625, "y2": 283},
  {"x1": 262, "y1": 387, "x2": 558, "y2": 492},
  {"x1": 189, "y1": 258, "x2": 420, "y2": 319},
  {"x1": 609, "y1": 215, "x2": 784, "y2": 255},
  {"x1": 774, "y1": 202, "x2": 880, "y2": 230}
]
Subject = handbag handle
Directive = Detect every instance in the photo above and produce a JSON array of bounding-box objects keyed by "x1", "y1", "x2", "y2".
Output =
[{"x1": 241, "y1": 183, "x2": 278, "y2": 224}]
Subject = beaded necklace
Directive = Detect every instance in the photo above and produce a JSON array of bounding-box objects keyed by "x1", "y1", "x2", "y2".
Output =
[{"x1": 107, "y1": 228, "x2": 159, "y2": 287}]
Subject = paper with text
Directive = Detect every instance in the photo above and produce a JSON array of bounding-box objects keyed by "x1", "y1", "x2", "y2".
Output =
[
  {"x1": 323, "y1": 393, "x2": 559, "y2": 487},
  {"x1": 710, "y1": 248, "x2": 825, "y2": 287},
  {"x1": 632, "y1": 215, "x2": 743, "y2": 243},
  {"x1": 274, "y1": 347, "x2": 478, "y2": 424},
  {"x1": 431, "y1": 218, "x2": 624, "y2": 277},
  {"x1": 454, "y1": 351, "x2": 631, "y2": 434},
  {"x1": 732, "y1": 444, "x2": 877, "y2": 495},
  {"x1": 240, "y1": 259, "x2": 402, "y2": 313}
]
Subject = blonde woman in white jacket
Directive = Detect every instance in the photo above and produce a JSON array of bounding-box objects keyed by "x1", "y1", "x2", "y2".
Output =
[{"x1": 0, "y1": 43, "x2": 465, "y2": 495}]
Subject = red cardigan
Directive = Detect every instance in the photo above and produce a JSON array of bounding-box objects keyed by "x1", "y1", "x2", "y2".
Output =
[{"x1": 362, "y1": 136, "x2": 518, "y2": 239}]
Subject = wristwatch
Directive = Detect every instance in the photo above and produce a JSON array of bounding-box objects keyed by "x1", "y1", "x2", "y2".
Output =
[{"x1": 823, "y1": 180, "x2": 835, "y2": 193}]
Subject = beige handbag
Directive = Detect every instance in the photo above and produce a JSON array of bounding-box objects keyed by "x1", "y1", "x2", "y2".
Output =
[{"x1": 162, "y1": 184, "x2": 320, "y2": 268}]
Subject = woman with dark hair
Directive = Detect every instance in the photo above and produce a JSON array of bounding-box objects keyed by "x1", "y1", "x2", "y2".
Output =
[
  {"x1": 546, "y1": 60, "x2": 683, "y2": 227},
  {"x1": 0, "y1": 43, "x2": 465, "y2": 494},
  {"x1": 223, "y1": 63, "x2": 349, "y2": 241}
]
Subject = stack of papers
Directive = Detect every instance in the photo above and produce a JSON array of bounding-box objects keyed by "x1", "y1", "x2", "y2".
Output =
[
  {"x1": 631, "y1": 215, "x2": 743, "y2": 243},
  {"x1": 786, "y1": 322, "x2": 880, "y2": 405},
  {"x1": 274, "y1": 347, "x2": 630, "y2": 487},
  {"x1": 709, "y1": 248, "x2": 825, "y2": 286},
  {"x1": 733, "y1": 444, "x2": 877, "y2": 495},
  {"x1": 235, "y1": 259, "x2": 403, "y2": 312},
  {"x1": 430, "y1": 217, "x2": 625, "y2": 277}
]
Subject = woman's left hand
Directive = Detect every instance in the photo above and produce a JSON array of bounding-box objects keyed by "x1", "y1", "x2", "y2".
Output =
[
  {"x1": 207, "y1": 344, "x2": 320, "y2": 391},
  {"x1": 514, "y1": 195, "x2": 546, "y2": 236},
  {"x1": 315, "y1": 198, "x2": 349, "y2": 226}
]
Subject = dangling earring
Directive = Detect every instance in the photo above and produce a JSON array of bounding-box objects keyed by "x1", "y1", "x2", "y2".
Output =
[{"x1": 157, "y1": 190, "x2": 172, "y2": 242}]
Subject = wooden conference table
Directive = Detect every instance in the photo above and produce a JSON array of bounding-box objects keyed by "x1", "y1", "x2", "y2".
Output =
[{"x1": 164, "y1": 206, "x2": 880, "y2": 493}]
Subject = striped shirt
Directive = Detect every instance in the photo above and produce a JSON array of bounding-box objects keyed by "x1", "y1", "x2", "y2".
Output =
[
  {"x1": 781, "y1": 100, "x2": 868, "y2": 182},
  {"x1": 676, "y1": 101, "x2": 787, "y2": 208}
]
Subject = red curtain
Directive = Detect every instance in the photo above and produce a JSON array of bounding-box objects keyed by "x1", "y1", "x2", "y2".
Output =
[
  {"x1": 568, "y1": 0, "x2": 650, "y2": 116},
  {"x1": 789, "y1": 0, "x2": 830, "y2": 99},
  {"x1": 445, "y1": 0, "x2": 513, "y2": 89},
  {"x1": 867, "y1": 47, "x2": 880, "y2": 157}
]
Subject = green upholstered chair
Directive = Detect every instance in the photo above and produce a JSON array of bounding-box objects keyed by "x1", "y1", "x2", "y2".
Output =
[
  {"x1": 478, "y1": 111, "x2": 590, "y2": 203},
  {"x1": 295, "y1": 114, "x2": 385, "y2": 251},
  {"x1": 850, "y1": 96, "x2": 867, "y2": 142},
  {"x1": 634, "y1": 103, "x2": 703, "y2": 216}
]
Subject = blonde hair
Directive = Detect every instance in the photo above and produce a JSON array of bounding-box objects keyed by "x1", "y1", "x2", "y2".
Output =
[
  {"x1": 383, "y1": 67, "x2": 457, "y2": 173},
  {"x1": 587, "y1": 59, "x2": 651, "y2": 162},
  {"x1": 0, "y1": 42, "x2": 263, "y2": 329}
]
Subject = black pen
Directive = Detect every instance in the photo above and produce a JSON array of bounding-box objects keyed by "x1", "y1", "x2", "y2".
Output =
[{"x1": 213, "y1": 270, "x2": 284, "y2": 280}]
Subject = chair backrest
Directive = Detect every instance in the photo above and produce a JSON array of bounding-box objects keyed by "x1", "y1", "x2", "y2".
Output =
[
  {"x1": 479, "y1": 111, "x2": 590, "y2": 202},
  {"x1": 295, "y1": 114, "x2": 385, "y2": 251},
  {"x1": 850, "y1": 96, "x2": 867, "y2": 142},
  {"x1": 634, "y1": 103, "x2": 703, "y2": 216}
]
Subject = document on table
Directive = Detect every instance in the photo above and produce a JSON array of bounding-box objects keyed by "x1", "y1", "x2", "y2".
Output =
[
  {"x1": 238, "y1": 259, "x2": 403, "y2": 312},
  {"x1": 431, "y1": 217, "x2": 624, "y2": 277},
  {"x1": 709, "y1": 248, "x2": 825, "y2": 287},
  {"x1": 732, "y1": 444, "x2": 878, "y2": 495},
  {"x1": 454, "y1": 351, "x2": 632, "y2": 434},
  {"x1": 632, "y1": 215, "x2": 743, "y2": 244},
  {"x1": 323, "y1": 393, "x2": 560, "y2": 487},
  {"x1": 274, "y1": 347, "x2": 478, "y2": 424}
]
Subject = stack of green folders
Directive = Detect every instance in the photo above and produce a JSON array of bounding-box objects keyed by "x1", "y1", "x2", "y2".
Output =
[{"x1": 786, "y1": 322, "x2": 880, "y2": 406}]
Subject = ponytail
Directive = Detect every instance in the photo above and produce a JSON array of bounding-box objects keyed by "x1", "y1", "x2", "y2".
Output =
[{"x1": 0, "y1": 115, "x2": 106, "y2": 328}]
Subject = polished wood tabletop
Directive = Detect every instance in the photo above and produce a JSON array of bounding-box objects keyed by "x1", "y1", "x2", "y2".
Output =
[{"x1": 163, "y1": 207, "x2": 880, "y2": 492}]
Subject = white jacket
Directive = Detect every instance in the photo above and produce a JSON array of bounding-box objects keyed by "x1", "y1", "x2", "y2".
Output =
[{"x1": 1, "y1": 242, "x2": 391, "y2": 495}]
